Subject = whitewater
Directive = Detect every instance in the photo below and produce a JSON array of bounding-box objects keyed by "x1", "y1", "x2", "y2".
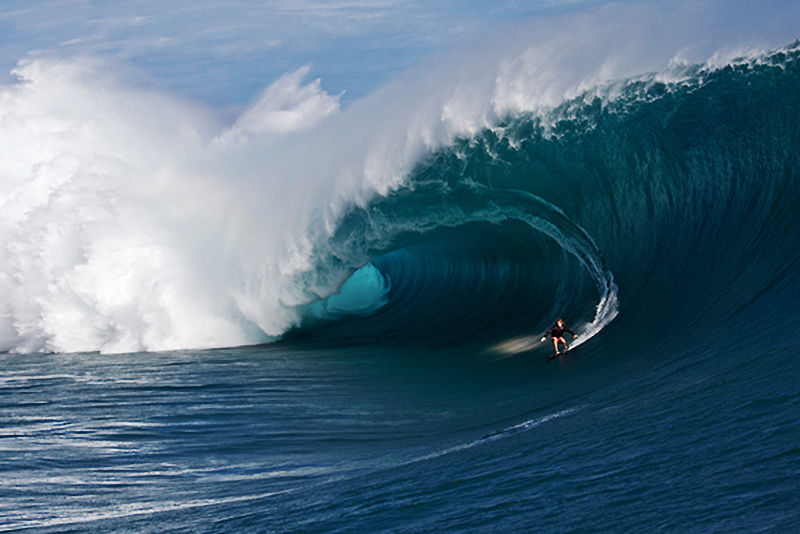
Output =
[{"x1": 2, "y1": 3, "x2": 800, "y2": 532}]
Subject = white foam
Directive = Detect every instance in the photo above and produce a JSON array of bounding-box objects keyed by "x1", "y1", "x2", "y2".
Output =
[
  {"x1": 0, "y1": 490, "x2": 290, "y2": 532},
  {"x1": 408, "y1": 408, "x2": 581, "y2": 465},
  {"x1": 230, "y1": 66, "x2": 342, "y2": 136}
]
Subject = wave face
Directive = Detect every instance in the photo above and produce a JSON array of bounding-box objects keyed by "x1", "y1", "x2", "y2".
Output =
[
  {"x1": 1, "y1": 36, "x2": 800, "y2": 354},
  {"x1": 294, "y1": 42, "x2": 800, "y2": 350}
]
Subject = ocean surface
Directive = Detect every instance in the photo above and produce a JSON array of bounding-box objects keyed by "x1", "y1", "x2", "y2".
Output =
[{"x1": 2, "y1": 36, "x2": 800, "y2": 532}]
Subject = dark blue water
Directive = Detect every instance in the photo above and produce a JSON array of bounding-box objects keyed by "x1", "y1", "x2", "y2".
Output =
[
  {"x1": 3, "y1": 43, "x2": 800, "y2": 532},
  {"x1": 3, "y1": 340, "x2": 798, "y2": 532}
]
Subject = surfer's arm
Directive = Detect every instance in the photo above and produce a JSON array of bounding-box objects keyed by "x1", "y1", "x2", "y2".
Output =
[{"x1": 541, "y1": 327, "x2": 554, "y2": 342}]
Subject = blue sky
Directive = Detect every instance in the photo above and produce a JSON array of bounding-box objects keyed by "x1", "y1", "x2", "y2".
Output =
[
  {"x1": 1, "y1": 1, "x2": 798, "y2": 110},
  {"x1": 0, "y1": 0, "x2": 611, "y2": 108}
]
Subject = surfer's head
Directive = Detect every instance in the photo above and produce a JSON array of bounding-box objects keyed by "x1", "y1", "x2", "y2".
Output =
[{"x1": 557, "y1": 318, "x2": 564, "y2": 326}]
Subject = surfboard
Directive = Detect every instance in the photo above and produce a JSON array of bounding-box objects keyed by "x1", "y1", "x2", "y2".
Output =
[{"x1": 546, "y1": 348, "x2": 570, "y2": 360}]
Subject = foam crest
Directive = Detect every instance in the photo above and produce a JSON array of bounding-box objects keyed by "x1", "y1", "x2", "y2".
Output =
[{"x1": 229, "y1": 66, "x2": 342, "y2": 137}]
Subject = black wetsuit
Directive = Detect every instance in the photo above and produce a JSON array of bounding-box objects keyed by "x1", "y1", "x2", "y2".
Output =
[{"x1": 545, "y1": 324, "x2": 575, "y2": 339}]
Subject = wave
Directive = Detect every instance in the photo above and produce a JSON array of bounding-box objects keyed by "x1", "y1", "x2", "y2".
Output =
[
  {"x1": 1, "y1": 8, "x2": 799, "y2": 353},
  {"x1": 292, "y1": 41, "x2": 800, "y2": 349}
]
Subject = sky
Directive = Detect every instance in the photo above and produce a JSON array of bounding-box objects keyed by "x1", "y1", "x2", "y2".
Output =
[
  {"x1": 0, "y1": 1, "x2": 798, "y2": 110},
  {"x1": 0, "y1": 0, "x2": 619, "y2": 109}
]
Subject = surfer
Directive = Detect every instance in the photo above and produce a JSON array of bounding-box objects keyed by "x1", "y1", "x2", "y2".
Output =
[{"x1": 541, "y1": 319, "x2": 576, "y2": 356}]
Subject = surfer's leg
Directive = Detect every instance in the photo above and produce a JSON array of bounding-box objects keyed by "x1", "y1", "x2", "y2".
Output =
[{"x1": 551, "y1": 338, "x2": 559, "y2": 354}]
